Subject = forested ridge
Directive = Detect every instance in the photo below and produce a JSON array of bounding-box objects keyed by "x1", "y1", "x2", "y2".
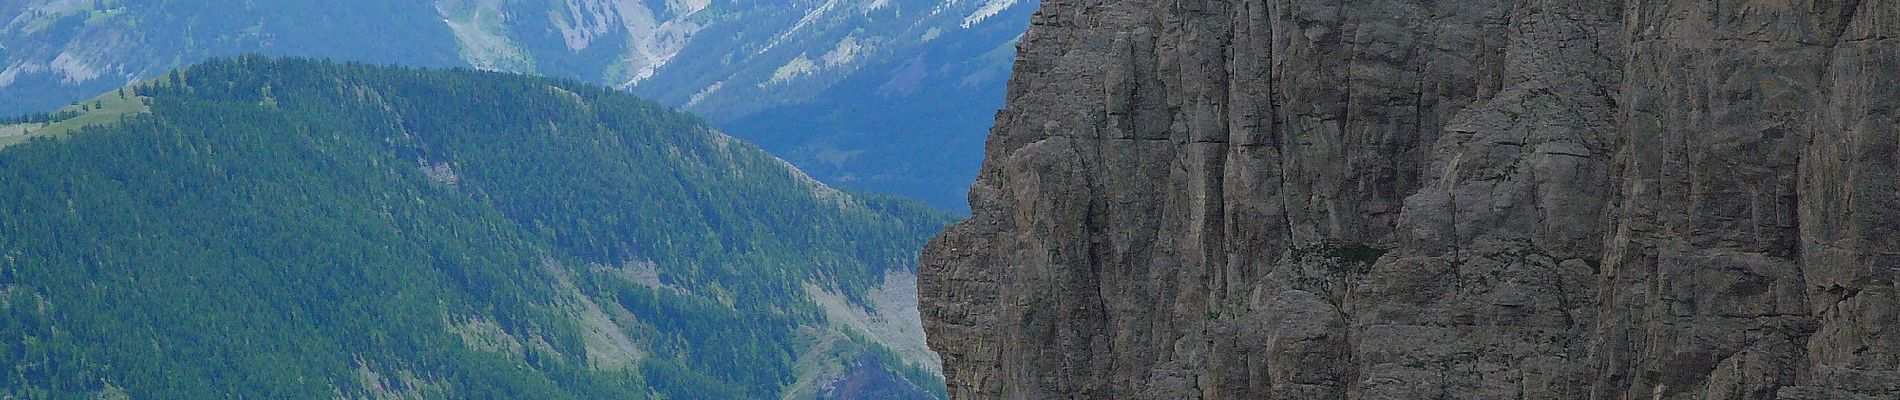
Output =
[
  {"x1": 0, "y1": 56, "x2": 948, "y2": 399},
  {"x1": 1, "y1": 0, "x2": 1035, "y2": 211}
]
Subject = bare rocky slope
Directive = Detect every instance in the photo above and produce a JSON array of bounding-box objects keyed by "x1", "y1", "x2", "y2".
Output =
[{"x1": 920, "y1": 0, "x2": 1898, "y2": 399}]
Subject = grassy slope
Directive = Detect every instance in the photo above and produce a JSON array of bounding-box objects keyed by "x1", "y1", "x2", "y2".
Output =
[{"x1": 0, "y1": 87, "x2": 151, "y2": 149}]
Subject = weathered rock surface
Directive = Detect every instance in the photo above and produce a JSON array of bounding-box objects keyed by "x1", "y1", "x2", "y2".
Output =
[{"x1": 920, "y1": 0, "x2": 1900, "y2": 399}]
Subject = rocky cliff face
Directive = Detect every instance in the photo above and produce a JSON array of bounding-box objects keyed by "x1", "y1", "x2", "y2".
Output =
[{"x1": 920, "y1": 0, "x2": 1898, "y2": 399}]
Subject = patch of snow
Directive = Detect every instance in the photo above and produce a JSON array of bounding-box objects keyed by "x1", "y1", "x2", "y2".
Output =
[
  {"x1": 961, "y1": 0, "x2": 1020, "y2": 28},
  {"x1": 545, "y1": 0, "x2": 704, "y2": 87},
  {"x1": 49, "y1": 51, "x2": 100, "y2": 84},
  {"x1": 0, "y1": 63, "x2": 48, "y2": 88},
  {"x1": 552, "y1": 0, "x2": 624, "y2": 52},
  {"x1": 764, "y1": 54, "x2": 818, "y2": 86},
  {"x1": 685, "y1": 80, "x2": 724, "y2": 108},
  {"x1": 614, "y1": 19, "x2": 700, "y2": 88},
  {"x1": 667, "y1": 0, "x2": 711, "y2": 15},
  {"x1": 820, "y1": 36, "x2": 865, "y2": 68},
  {"x1": 759, "y1": 0, "x2": 843, "y2": 55}
]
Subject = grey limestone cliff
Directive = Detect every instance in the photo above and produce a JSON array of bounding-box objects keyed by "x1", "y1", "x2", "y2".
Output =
[{"x1": 920, "y1": 0, "x2": 1899, "y2": 398}]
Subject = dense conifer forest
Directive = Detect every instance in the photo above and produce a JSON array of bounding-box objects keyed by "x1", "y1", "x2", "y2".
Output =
[{"x1": 0, "y1": 57, "x2": 948, "y2": 399}]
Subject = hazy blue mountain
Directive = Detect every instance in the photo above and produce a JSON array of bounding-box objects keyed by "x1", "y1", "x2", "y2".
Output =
[
  {"x1": 1, "y1": 0, "x2": 1035, "y2": 210},
  {"x1": 0, "y1": 57, "x2": 948, "y2": 399},
  {"x1": 0, "y1": 0, "x2": 465, "y2": 112}
]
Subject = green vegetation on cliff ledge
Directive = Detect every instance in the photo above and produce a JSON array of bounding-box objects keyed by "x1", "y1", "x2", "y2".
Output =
[{"x1": 0, "y1": 57, "x2": 948, "y2": 399}]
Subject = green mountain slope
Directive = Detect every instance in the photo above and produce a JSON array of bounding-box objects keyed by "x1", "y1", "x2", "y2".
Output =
[
  {"x1": 0, "y1": 56, "x2": 948, "y2": 399},
  {"x1": 1, "y1": 0, "x2": 1035, "y2": 210}
]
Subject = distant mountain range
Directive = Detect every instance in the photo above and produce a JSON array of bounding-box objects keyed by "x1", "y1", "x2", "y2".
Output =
[
  {"x1": 0, "y1": 56, "x2": 950, "y2": 398},
  {"x1": 1, "y1": 0, "x2": 1036, "y2": 210}
]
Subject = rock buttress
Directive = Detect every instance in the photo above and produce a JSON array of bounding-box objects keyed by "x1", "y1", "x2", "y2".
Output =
[{"x1": 920, "y1": 0, "x2": 1899, "y2": 399}]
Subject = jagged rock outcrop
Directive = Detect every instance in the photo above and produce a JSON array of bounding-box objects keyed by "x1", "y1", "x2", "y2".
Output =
[{"x1": 919, "y1": 0, "x2": 1899, "y2": 399}]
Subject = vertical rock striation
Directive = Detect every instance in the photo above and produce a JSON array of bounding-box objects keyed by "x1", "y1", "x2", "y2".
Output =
[{"x1": 919, "y1": 0, "x2": 1899, "y2": 399}]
